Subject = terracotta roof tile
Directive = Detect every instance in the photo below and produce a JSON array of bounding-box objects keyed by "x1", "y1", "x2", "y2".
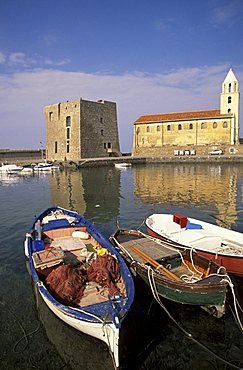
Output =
[{"x1": 134, "y1": 109, "x2": 231, "y2": 124}]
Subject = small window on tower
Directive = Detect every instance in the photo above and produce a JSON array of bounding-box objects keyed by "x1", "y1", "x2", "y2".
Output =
[
  {"x1": 178, "y1": 124, "x2": 182, "y2": 130},
  {"x1": 223, "y1": 121, "x2": 228, "y2": 128},
  {"x1": 213, "y1": 122, "x2": 217, "y2": 128},
  {"x1": 228, "y1": 109, "x2": 231, "y2": 113},
  {"x1": 157, "y1": 125, "x2": 160, "y2": 132},
  {"x1": 167, "y1": 125, "x2": 171, "y2": 131},
  {"x1": 49, "y1": 112, "x2": 53, "y2": 121},
  {"x1": 189, "y1": 123, "x2": 193, "y2": 129},
  {"x1": 146, "y1": 126, "x2": 150, "y2": 132},
  {"x1": 229, "y1": 83, "x2": 231, "y2": 93},
  {"x1": 54, "y1": 141, "x2": 58, "y2": 153},
  {"x1": 66, "y1": 116, "x2": 71, "y2": 127},
  {"x1": 228, "y1": 96, "x2": 232, "y2": 104}
]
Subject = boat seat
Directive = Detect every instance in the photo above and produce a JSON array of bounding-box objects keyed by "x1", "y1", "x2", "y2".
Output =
[{"x1": 179, "y1": 232, "x2": 222, "y2": 250}]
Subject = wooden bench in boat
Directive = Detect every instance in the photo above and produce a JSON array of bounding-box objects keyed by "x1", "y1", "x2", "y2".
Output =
[{"x1": 121, "y1": 237, "x2": 180, "y2": 264}]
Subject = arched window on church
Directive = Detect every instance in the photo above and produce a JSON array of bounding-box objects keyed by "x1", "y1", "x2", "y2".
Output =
[
  {"x1": 146, "y1": 126, "x2": 150, "y2": 132},
  {"x1": 213, "y1": 122, "x2": 217, "y2": 128},
  {"x1": 201, "y1": 122, "x2": 207, "y2": 129},
  {"x1": 223, "y1": 121, "x2": 228, "y2": 128},
  {"x1": 189, "y1": 123, "x2": 193, "y2": 129},
  {"x1": 228, "y1": 108, "x2": 231, "y2": 113},
  {"x1": 228, "y1": 96, "x2": 232, "y2": 104},
  {"x1": 167, "y1": 125, "x2": 171, "y2": 131},
  {"x1": 157, "y1": 125, "x2": 160, "y2": 132},
  {"x1": 229, "y1": 83, "x2": 231, "y2": 93},
  {"x1": 178, "y1": 124, "x2": 182, "y2": 130}
]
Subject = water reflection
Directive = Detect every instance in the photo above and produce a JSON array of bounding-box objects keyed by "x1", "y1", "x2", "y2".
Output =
[
  {"x1": 133, "y1": 163, "x2": 243, "y2": 230},
  {"x1": 48, "y1": 168, "x2": 121, "y2": 234},
  {"x1": 0, "y1": 163, "x2": 243, "y2": 370}
]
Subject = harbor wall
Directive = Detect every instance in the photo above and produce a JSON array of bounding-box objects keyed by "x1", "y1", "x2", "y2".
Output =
[{"x1": 0, "y1": 149, "x2": 44, "y2": 164}]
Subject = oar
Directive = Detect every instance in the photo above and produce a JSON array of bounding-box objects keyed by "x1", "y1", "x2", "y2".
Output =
[{"x1": 130, "y1": 245, "x2": 181, "y2": 282}]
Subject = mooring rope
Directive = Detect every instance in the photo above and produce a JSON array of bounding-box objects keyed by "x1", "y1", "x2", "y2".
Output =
[
  {"x1": 147, "y1": 267, "x2": 243, "y2": 370},
  {"x1": 0, "y1": 299, "x2": 41, "y2": 353}
]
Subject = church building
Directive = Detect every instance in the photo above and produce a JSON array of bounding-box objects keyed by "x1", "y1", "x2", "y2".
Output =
[{"x1": 132, "y1": 68, "x2": 241, "y2": 156}]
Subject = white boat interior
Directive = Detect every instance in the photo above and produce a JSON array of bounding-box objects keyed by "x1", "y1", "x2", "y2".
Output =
[{"x1": 146, "y1": 214, "x2": 243, "y2": 257}]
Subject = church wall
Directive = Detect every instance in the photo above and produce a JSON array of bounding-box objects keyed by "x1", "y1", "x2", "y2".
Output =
[{"x1": 134, "y1": 117, "x2": 232, "y2": 153}]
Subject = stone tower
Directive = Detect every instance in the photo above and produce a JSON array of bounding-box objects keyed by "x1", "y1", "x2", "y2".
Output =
[
  {"x1": 220, "y1": 68, "x2": 240, "y2": 144},
  {"x1": 44, "y1": 98, "x2": 121, "y2": 161}
]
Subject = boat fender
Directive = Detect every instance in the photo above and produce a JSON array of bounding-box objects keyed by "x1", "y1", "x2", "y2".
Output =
[
  {"x1": 72, "y1": 231, "x2": 89, "y2": 239},
  {"x1": 130, "y1": 266, "x2": 137, "y2": 276}
]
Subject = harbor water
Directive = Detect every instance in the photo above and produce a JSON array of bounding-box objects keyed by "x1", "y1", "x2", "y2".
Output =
[{"x1": 0, "y1": 162, "x2": 243, "y2": 370}]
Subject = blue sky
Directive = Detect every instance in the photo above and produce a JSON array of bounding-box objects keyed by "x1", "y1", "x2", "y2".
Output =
[{"x1": 1, "y1": 0, "x2": 243, "y2": 152}]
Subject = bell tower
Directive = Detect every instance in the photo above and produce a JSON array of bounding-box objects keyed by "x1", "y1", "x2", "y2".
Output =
[{"x1": 220, "y1": 68, "x2": 240, "y2": 144}]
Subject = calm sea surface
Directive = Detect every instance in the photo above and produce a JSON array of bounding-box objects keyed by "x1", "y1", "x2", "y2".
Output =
[{"x1": 0, "y1": 163, "x2": 243, "y2": 370}]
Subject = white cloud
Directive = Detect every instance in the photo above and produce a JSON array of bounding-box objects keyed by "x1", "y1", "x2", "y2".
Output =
[
  {"x1": 0, "y1": 50, "x2": 70, "y2": 69},
  {"x1": 0, "y1": 64, "x2": 242, "y2": 151},
  {"x1": 0, "y1": 52, "x2": 6, "y2": 64},
  {"x1": 9, "y1": 52, "x2": 27, "y2": 65},
  {"x1": 209, "y1": 0, "x2": 243, "y2": 28}
]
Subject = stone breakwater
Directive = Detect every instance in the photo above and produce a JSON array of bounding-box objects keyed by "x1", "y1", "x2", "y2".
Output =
[{"x1": 57, "y1": 155, "x2": 243, "y2": 169}]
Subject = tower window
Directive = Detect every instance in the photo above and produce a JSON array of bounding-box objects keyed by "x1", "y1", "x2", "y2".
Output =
[
  {"x1": 213, "y1": 122, "x2": 217, "y2": 128},
  {"x1": 167, "y1": 125, "x2": 171, "y2": 131},
  {"x1": 229, "y1": 83, "x2": 231, "y2": 93},
  {"x1": 228, "y1": 96, "x2": 232, "y2": 104},
  {"x1": 189, "y1": 123, "x2": 193, "y2": 129},
  {"x1": 107, "y1": 142, "x2": 111, "y2": 148},
  {"x1": 104, "y1": 143, "x2": 106, "y2": 149},
  {"x1": 67, "y1": 142, "x2": 70, "y2": 153},
  {"x1": 100, "y1": 117, "x2": 104, "y2": 124},
  {"x1": 146, "y1": 126, "x2": 150, "y2": 132},
  {"x1": 178, "y1": 124, "x2": 182, "y2": 130},
  {"x1": 54, "y1": 141, "x2": 58, "y2": 153},
  {"x1": 228, "y1": 109, "x2": 231, "y2": 113},
  {"x1": 49, "y1": 112, "x2": 53, "y2": 121},
  {"x1": 157, "y1": 125, "x2": 160, "y2": 132},
  {"x1": 101, "y1": 129, "x2": 104, "y2": 136},
  {"x1": 66, "y1": 116, "x2": 71, "y2": 127},
  {"x1": 67, "y1": 127, "x2": 70, "y2": 139},
  {"x1": 223, "y1": 121, "x2": 228, "y2": 128}
]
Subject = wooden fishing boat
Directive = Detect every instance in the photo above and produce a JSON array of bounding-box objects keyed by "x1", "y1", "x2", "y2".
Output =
[
  {"x1": 145, "y1": 213, "x2": 243, "y2": 277},
  {"x1": 110, "y1": 228, "x2": 229, "y2": 318},
  {"x1": 24, "y1": 206, "x2": 134, "y2": 369}
]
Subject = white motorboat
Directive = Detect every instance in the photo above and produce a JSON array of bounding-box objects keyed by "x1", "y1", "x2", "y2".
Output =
[
  {"x1": 114, "y1": 163, "x2": 132, "y2": 169},
  {"x1": 0, "y1": 164, "x2": 23, "y2": 174},
  {"x1": 145, "y1": 213, "x2": 243, "y2": 277},
  {"x1": 33, "y1": 162, "x2": 59, "y2": 171}
]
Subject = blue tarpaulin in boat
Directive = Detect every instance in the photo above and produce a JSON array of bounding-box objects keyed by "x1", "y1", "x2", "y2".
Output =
[{"x1": 186, "y1": 222, "x2": 203, "y2": 230}]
